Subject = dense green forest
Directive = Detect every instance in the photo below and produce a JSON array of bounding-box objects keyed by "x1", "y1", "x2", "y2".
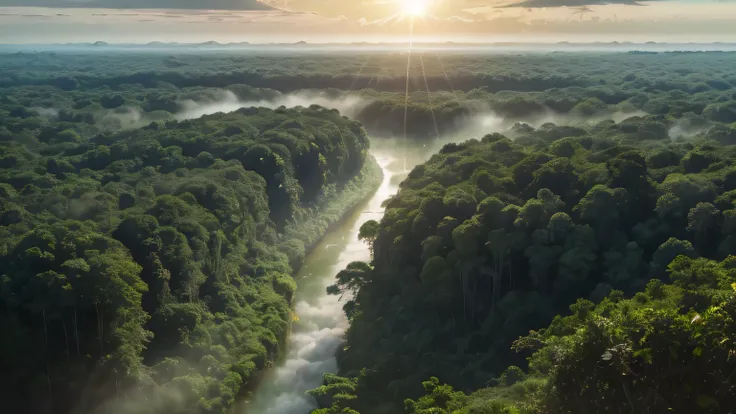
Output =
[
  {"x1": 4, "y1": 51, "x2": 736, "y2": 139},
  {"x1": 0, "y1": 88, "x2": 380, "y2": 413},
  {"x1": 315, "y1": 132, "x2": 736, "y2": 413},
  {"x1": 306, "y1": 55, "x2": 736, "y2": 413},
  {"x1": 3, "y1": 50, "x2": 736, "y2": 414}
]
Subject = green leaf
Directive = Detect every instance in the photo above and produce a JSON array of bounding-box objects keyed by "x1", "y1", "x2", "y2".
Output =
[{"x1": 697, "y1": 394, "x2": 718, "y2": 409}]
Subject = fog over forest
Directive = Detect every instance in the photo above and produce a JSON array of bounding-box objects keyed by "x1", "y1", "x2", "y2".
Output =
[{"x1": 1, "y1": 43, "x2": 736, "y2": 414}]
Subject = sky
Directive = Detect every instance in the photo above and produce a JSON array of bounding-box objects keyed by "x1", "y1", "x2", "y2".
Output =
[{"x1": 0, "y1": 0, "x2": 735, "y2": 44}]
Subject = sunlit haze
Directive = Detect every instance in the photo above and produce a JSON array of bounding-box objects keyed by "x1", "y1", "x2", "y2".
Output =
[
  {"x1": 0, "y1": 0, "x2": 735, "y2": 44},
  {"x1": 398, "y1": 0, "x2": 431, "y2": 17},
  {"x1": 2, "y1": 0, "x2": 736, "y2": 412}
]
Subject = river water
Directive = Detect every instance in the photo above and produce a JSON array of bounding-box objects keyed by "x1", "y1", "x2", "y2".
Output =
[
  {"x1": 194, "y1": 99, "x2": 642, "y2": 414},
  {"x1": 242, "y1": 138, "x2": 446, "y2": 414}
]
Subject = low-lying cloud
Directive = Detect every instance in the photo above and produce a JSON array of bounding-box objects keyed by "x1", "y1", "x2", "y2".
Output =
[
  {"x1": 668, "y1": 115, "x2": 713, "y2": 140},
  {"x1": 79, "y1": 90, "x2": 674, "y2": 414},
  {"x1": 175, "y1": 89, "x2": 370, "y2": 121},
  {"x1": 457, "y1": 102, "x2": 649, "y2": 139}
]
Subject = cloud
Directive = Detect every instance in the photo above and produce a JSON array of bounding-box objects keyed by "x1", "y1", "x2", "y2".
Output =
[
  {"x1": 500, "y1": 0, "x2": 643, "y2": 7},
  {"x1": 358, "y1": 13, "x2": 403, "y2": 26},
  {"x1": 0, "y1": 0, "x2": 275, "y2": 9},
  {"x1": 444, "y1": 15, "x2": 476, "y2": 22},
  {"x1": 1, "y1": 0, "x2": 736, "y2": 43}
]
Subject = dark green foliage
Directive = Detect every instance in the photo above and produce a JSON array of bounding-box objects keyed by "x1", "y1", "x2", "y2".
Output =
[
  {"x1": 5, "y1": 51, "x2": 736, "y2": 141},
  {"x1": 316, "y1": 120, "x2": 736, "y2": 413},
  {"x1": 0, "y1": 101, "x2": 376, "y2": 414},
  {"x1": 308, "y1": 374, "x2": 360, "y2": 411},
  {"x1": 358, "y1": 220, "x2": 380, "y2": 259},
  {"x1": 519, "y1": 259, "x2": 736, "y2": 414},
  {"x1": 100, "y1": 94, "x2": 126, "y2": 109},
  {"x1": 6, "y1": 49, "x2": 736, "y2": 414}
]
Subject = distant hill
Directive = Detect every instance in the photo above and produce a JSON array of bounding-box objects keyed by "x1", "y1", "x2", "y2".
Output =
[
  {"x1": 0, "y1": 0, "x2": 274, "y2": 10},
  {"x1": 4, "y1": 41, "x2": 736, "y2": 53}
]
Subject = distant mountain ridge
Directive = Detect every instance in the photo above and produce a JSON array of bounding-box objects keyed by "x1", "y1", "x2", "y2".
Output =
[{"x1": 5, "y1": 41, "x2": 736, "y2": 50}]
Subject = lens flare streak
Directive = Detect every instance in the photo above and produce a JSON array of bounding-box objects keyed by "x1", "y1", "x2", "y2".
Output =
[
  {"x1": 419, "y1": 54, "x2": 440, "y2": 139},
  {"x1": 402, "y1": 16, "x2": 415, "y2": 172},
  {"x1": 437, "y1": 53, "x2": 465, "y2": 109},
  {"x1": 349, "y1": 55, "x2": 372, "y2": 91}
]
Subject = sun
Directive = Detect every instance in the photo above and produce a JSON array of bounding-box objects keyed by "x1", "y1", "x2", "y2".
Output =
[{"x1": 399, "y1": 0, "x2": 430, "y2": 17}]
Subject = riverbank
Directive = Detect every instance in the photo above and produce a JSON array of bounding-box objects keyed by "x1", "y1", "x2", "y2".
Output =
[
  {"x1": 242, "y1": 149, "x2": 394, "y2": 414},
  {"x1": 284, "y1": 153, "x2": 384, "y2": 264},
  {"x1": 236, "y1": 153, "x2": 383, "y2": 406}
]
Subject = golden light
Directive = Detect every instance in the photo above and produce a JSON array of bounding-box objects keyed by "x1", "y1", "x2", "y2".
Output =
[{"x1": 399, "y1": 0, "x2": 430, "y2": 17}]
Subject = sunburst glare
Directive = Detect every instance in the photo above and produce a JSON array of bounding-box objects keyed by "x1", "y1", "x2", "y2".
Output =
[{"x1": 398, "y1": 0, "x2": 431, "y2": 17}]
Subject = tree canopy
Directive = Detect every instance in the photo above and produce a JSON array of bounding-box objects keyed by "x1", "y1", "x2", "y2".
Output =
[
  {"x1": 313, "y1": 123, "x2": 736, "y2": 413},
  {"x1": 0, "y1": 101, "x2": 380, "y2": 413}
]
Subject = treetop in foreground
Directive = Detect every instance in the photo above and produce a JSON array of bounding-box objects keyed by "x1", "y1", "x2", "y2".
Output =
[
  {"x1": 0, "y1": 105, "x2": 376, "y2": 413},
  {"x1": 315, "y1": 129, "x2": 736, "y2": 414}
]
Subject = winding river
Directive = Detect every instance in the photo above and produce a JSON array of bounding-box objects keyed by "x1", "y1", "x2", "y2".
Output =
[
  {"x1": 192, "y1": 98, "x2": 644, "y2": 414},
  {"x1": 243, "y1": 139, "x2": 444, "y2": 414}
]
